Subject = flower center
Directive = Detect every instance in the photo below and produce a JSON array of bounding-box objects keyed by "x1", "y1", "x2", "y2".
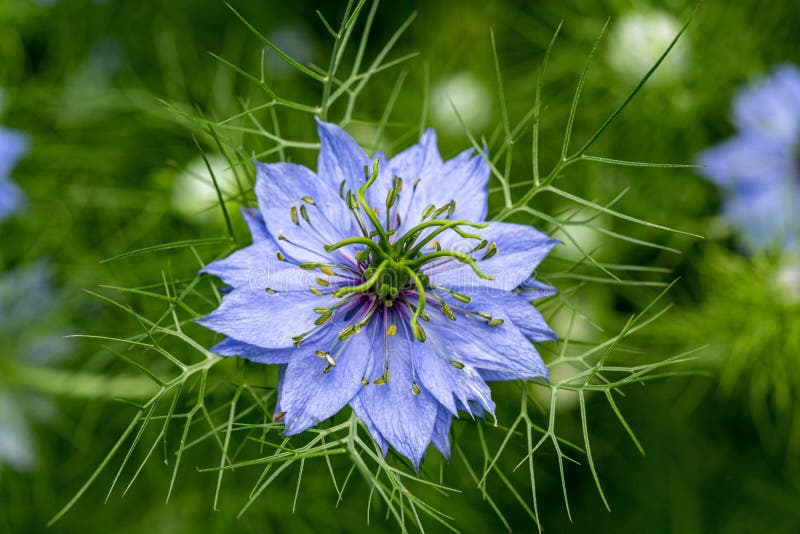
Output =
[{"x1": 292, "y1": 159, "x2": 496, "y2": 346}]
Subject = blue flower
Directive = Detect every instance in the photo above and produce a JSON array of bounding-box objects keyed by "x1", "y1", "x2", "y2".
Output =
[
  {"x1": 199, "y1": 119, "x2": 557, "y2": 467},
  {"x1": 697, "y1": 64, "x2": 800, "y2": 251},
  {"x1": 0, "y1": 127, "x2": 28, "y2": 222}
]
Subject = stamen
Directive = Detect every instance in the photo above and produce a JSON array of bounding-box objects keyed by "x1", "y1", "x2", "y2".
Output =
[
  {"x1": 299, "y1": 204, "x2": 310, "y2": 223},
  {"x1": 411, "y1": 383, "x2": 421, "y2": 395},
  {"x1": 387, "y1": 324, "x2": 397, "y2": 336},
  {"x1": 431, "y1": 285, "x2": 472, "y2": 303},
  {"x1": 482, "y1": 242, "x2": 498, "y2": 260},
  {"x1": 301, "y1": 195, "x2": 315, "y2": 205},
  {"x1": 276, "y1": 251, "x2": 286, "y2": 261},
  {"x1": 450, "y1": 360, "x2": 465, "y2": 369},
  {"x1": 315, "y1": 310, "x2": 333, "y2": 325},
  {"x1": 290, "y1": 205, "x2": 299, "y2": 225},
  {"x1": 487, "y1": 318, "x2": 504, "y2": 326}
]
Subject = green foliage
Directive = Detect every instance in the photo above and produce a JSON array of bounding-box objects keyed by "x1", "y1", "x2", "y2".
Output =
[{"x1": 3, "y1": 0, "x2": 800, "y2": 532}]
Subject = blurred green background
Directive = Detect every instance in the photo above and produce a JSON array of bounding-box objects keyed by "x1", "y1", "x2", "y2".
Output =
[{"x1": 1, "y1": 0, "x2": 800, "y2": 532}]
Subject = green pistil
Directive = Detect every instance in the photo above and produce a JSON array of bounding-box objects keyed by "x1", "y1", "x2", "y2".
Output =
[
  {"x1": 404, "y1": 267, "x2": 428, "y2": 342},
  {"x1": 320, "y1": 158, "x2": 502, "y2": 343},
  {"x1": 400, "y1": 219, "x2": 487, "y2": 258},
  {"x1": 357, "y1": 159, "x2": 391, "y2": 248},
  {"x1": 333, "y1": 259, "x2": 390, "y2": 298},
  {"x1": 325, "y1": 236, "x2": 389, "y2": 260},
  {"x1": 409, "y1": 250, "x2": 494, "y2": 281}
]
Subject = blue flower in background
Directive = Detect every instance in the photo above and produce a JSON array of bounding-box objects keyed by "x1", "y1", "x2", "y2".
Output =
[
  {"x1": 0, "y1": 128, "x2": 28, "y2": 222},
  {"x1": 0, "y1": 262, "x2": 68, "y2": 471},
  {"x1": 199, "y1": 119, "x2": 557, "y2": 466},
  {"x1": 698, "y1": 64, "x2": 800, "y2": 251}
]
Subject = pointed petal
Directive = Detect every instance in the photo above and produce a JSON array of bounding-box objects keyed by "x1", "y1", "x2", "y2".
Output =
[
  {"x1": 201, "y1": 240, "x2": 342, "y2": 293},
  {"x1": 316, "y1": 118, "x2": 370, "y2": 193},
  {"x1": 518, "y1": 277, "x2": 558, "y2": 300},
  {"x1": 241, "y1": 206, "x2": 271, "y2": 243},
  {"x1": 274, "y1": 365, "x2": 287, "y2": 415},
  {"x1": 280, "y1": 321, "x2": 374, "y2": 435},
  {"x1": 430, "y1": 406, "x2": 453, "y2": 459},
  {"x1": 350, "y1": 395, "x2": 389, "y2": 456},
  {"x1": 354, "y1": 314, "x2": 439, "y2": 469},
  {"x1": 403, "y1": 147, "x2": 489, "y2": 228},
  {"x1": 255, "y1": 161, "x2": 359, "y2": 264},
  {"x1": 197, "y1": 288, "x2": 335, "y2": 349},
  {"x1": 414, "y1": 329, "x2": 495, "y2": 416},
  {"x1": 424, "y1": 302, "x2": 549, "y2": 382},
  {"x1": 468, "y1": 291, "x2": 557, "y2": 343},
  {"x1": 427, "y1": 221, "x2": 558, "y2": 292},
  {"x1": 210, "y1": 337, "x2": 294, "y2": 364}
]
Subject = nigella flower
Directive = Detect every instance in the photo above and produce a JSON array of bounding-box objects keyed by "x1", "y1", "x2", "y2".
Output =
[
  {"x1": 697, "y1": 64, "x2": 800, "y2": 251},
  {"x1": 199, "y1": 119, "x2": 557, "y2": 467},
  {"x1": 0, "y1": 127, "x2": 28, "y2": 222}
]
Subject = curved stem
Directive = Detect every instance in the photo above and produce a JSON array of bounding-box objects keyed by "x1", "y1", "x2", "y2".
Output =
[
  {"x1": 325, "y1": 236, "x2": 388, "y2": 260},
  {"x1": 356, "y1": 159, "x2": 390, "y2": 249},
  {"x1": 404, "y1": 267, "x2": 427, "y2": 341},
  {"x1": 333, "y1": 259, "x2": 389, "y2": 297},
  {"x1": 394, "y1": 219, "x2": 486, "y2": 251},
  {"x1": 411, "y1": 250, "x2": 494, "y2": 280},
  {"x1": 401, "y1": 220, "x2": 487, "y2": 259}
]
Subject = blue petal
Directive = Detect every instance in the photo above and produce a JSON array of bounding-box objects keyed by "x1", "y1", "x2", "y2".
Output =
[
  {"x1": 316, "y1": 118, "x2": 370, "y2": 194},
  {"x1": 0, "y1": 180, "x2": 25, "y2": 222},
  {"x1": 211, "y1": 337, "x2": 294, "y2": 364},
  {"x1": 697, "y1": 134, "x2": 792, "y2": 194},
  {"x1": 350, "y1": 395, "x2": 390, "y2": 456},
  {"x1": 241, "y1": 207, "x2": 271, "y2": 243},
  {"x1": 518, "y1": 277, "x2": 558, "y2": 300},
  {"x1": 351, "y1": 314, "x2": 439, "y2": 469},
  {"x1": 197, "y1": 288, "x2": 335, "y2": 349},
  {"x1": 255, "y1": 161, "x2": 359, "y2": 264},
  {"x1": 202, "y1": 240, "x2": 333, "y2": 292},
  {"x1": 280, "y1": 320, "x2": 374, "y2": 435},
  {"x1": 274, "y1": 364, "x2": 287, "y2": 415},
  {"x1": 467, "y1": 291, "x2": 557, "y2": 343},
  {"x1": 0, "y1": 128, "x2": 28, "y2": 177},
  {"x1": 384, "y1": 129, "x2": 443, "y2": 231},
  {"x1": 403, "y1": 147, "x2": 489, "y2": 229},
  {"x1": 733, "y1": 63, "x2": 800, "y2": 143},
  {"x1": 430, "y1": 406, "x2": 453, "y2": 459},
  {"x1": 414, "y1": 327, "x2": 495, "y2": 417},
  {"x1": 427, "y1": 221, "x2": 558, "y2": 291},
  {"x1": 424, "y1": 302, "x2": 549, "y2": 382}
]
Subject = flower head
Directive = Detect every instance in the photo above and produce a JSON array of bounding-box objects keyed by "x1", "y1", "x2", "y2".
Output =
[
  {"x1": 697, "y1": 64, "x2": 800, "y2": 251},
  {"x1": 199, "y1": 119, "x2": 557, "y2": 466},
  {"x1": 0, "y1": 127, "x2": 27, "y2": 222}
]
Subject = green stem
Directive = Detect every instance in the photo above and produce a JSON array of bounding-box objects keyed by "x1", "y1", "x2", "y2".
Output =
[
  {"x1": 325, "y1": 236, "x2": 388, "y2": 260},
  {"x1": 357, "y1": 159, "x2": 391, "y2": 249},
  {"x1": 333, "y1": 259, "x2": 389, "y2": 297},
  {"x1": 410, "y1": 251, "x2": 494, "y2": 280},
  {"x1": 404, "y1": 267, "x2": 427, "y2": 341},
  {"x1": 401, "y1": 220, "x2": 487, "y2": 259}
]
